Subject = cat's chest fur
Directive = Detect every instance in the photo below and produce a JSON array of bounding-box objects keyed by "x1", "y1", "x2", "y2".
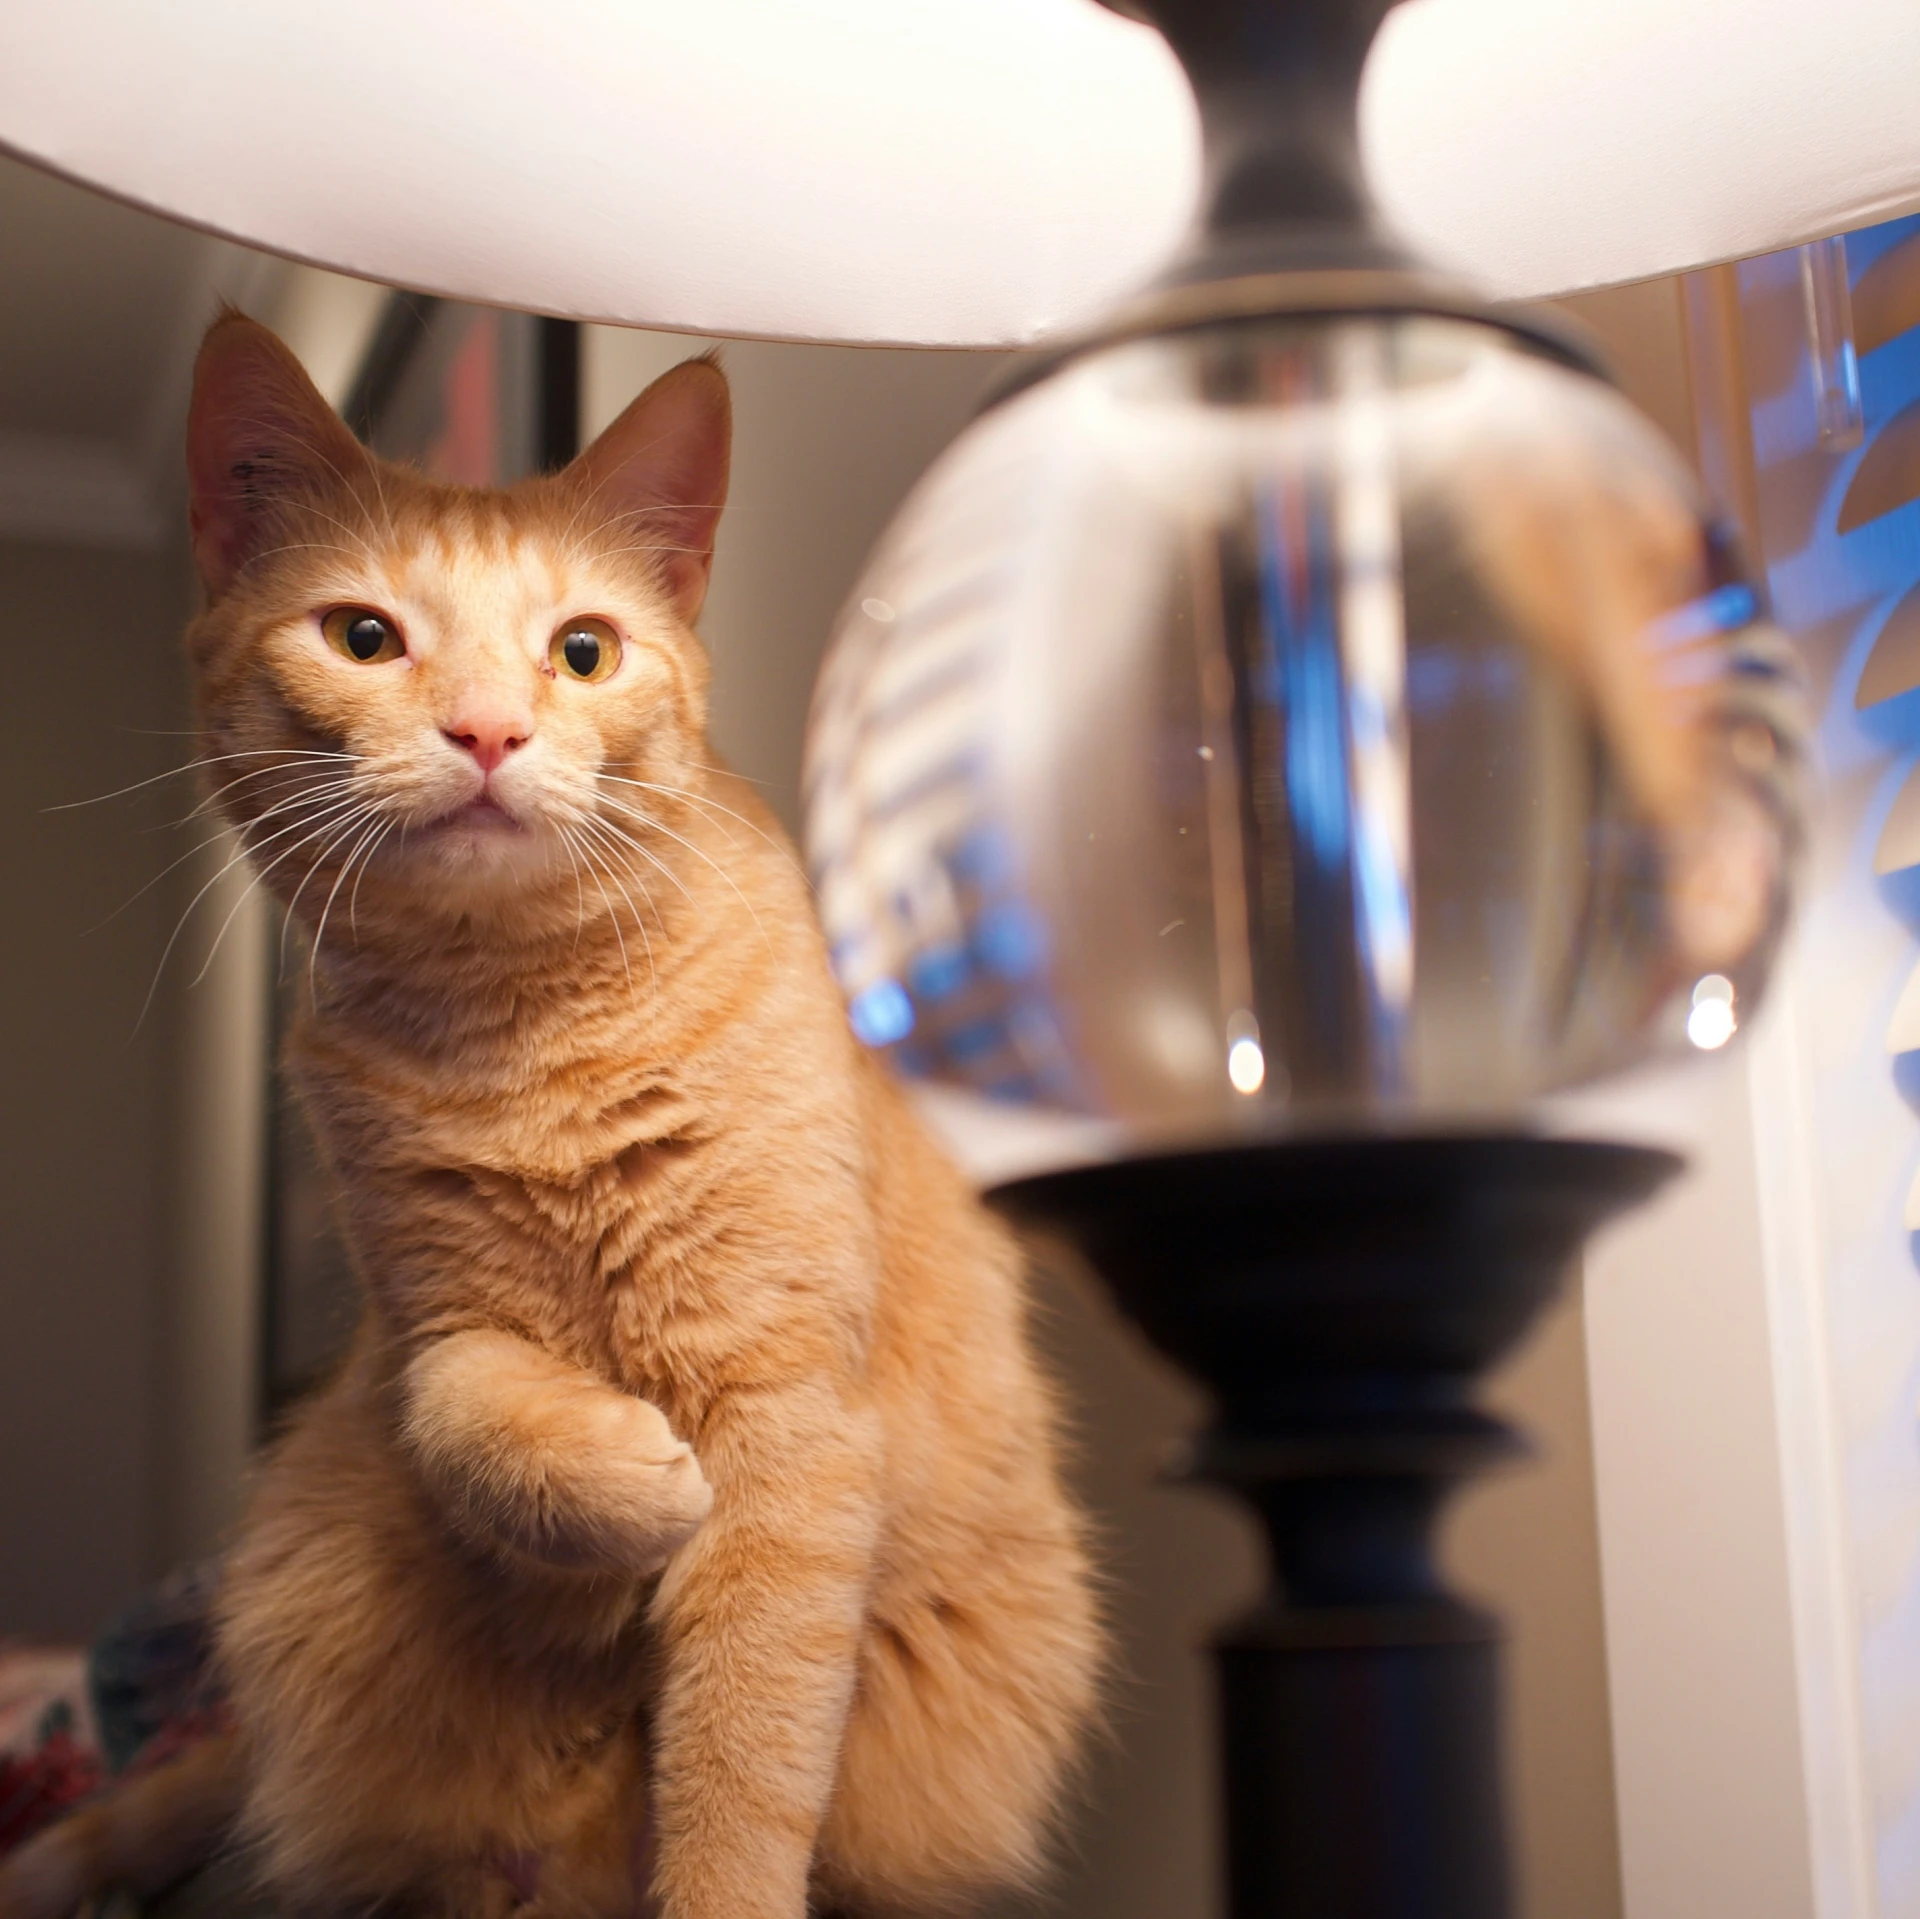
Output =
[{"x1": 290, "y1": 938, "x2": 877, "y2": 1406}]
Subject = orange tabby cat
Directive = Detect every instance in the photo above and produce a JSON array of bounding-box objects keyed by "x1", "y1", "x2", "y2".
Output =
[{"x1": 0, "y1": 314, "x2": 1100, "y2": 1919}]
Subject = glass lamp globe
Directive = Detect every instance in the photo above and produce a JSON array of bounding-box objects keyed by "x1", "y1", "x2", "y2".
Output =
[{"x1": 804, "y1": 312, "x2": 1803, "y2": 1151}]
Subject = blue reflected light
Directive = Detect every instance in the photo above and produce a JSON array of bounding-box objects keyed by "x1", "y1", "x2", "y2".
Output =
[
  {"x1": 947, "y1": 825, "x2": 1014, "y2": 887},
  {"x1": 909, "y1": 942, "x2": 970, "y2": 1002},
  {"x1": 974, "y1": 901, "x2": 1046, "y2": 979},
  {"x1": 1405, "y1": 645, "x2": 1520, "y2": 715},
  {"x1": 1257, "y1": 482, "x2": 1352, "y2": 873},
  {"x1": 848, "y1": 979, "x2": 915, "y2": 1048},
  {"x1": 943, "y1": 1018, "x2": 1006, "y2": 1064},
  {"x1": 1649, "y1": 583, "x2": 1762, "y2": 650}
]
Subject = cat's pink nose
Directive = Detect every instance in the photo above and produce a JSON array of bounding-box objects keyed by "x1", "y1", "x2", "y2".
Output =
[{"x1": 443, "y1": 715, "x2": 531, "y2": 774}]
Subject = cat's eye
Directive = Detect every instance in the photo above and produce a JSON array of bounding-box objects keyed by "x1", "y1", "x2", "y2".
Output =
[
  {"x1": 322, "y1": 607, "x2": 405, "y2": 665},
  {"x1": 551, "y1": 617, "x2": 622, "y2": 684}
]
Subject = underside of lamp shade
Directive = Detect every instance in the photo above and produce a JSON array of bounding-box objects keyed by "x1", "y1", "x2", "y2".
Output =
[{"x1": 1, "y1": 0, "x2": 1917, "y2": 342}]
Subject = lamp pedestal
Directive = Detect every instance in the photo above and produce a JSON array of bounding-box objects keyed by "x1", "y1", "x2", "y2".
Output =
[{"x1": 991, "y1": 1134, "x2": 1676, "y2": 1919}]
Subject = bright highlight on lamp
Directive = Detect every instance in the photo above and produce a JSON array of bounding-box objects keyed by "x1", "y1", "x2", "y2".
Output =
[
  {"x1": 1228, "y1": 1038, "x2": 1267, "y2": 1096},
  {"x1": 1687, "y1": 974, "x2": 1738, "y2": 1050},
  {"x1": 847, "y1": 978, "x2": 914, "y2": 1048}
]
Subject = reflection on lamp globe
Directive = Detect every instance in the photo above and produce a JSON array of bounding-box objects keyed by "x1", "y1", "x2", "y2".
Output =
[{"x1": 804, "y1": 313, "x2": 1803, "y2": 1146}]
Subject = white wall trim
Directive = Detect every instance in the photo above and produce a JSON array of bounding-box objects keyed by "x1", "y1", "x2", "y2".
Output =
[
  {"x1": 1568, "y1": 1048, "x2": 1818, "y2": 1919},
  {"x1": 1748, "y1": 947, "x2": 1882, "y2": 1919}
]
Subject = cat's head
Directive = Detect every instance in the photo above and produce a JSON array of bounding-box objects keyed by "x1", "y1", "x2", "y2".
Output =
[{"x1": 183, "y1": 311, "x2": 729, "y2": 933}]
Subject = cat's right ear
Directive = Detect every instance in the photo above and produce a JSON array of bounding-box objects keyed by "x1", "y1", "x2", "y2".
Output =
[
  {"x1": 186, "y1": 311, "x2": 365, "y2": 600},
  {"x1": 567, "y1": 356, "x2": 732, "y2": 624}
]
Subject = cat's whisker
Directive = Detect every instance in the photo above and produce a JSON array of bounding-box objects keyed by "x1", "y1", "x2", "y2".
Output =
[
  {"x1": 565, "y1": 529, "x2": 706, "y2": 575},
  {"x1": 235, "y1": 512, "x2": 383, "y2": 587},
  {"x1": 571, "y1": 830, "x2": 638, "y2": 1000},
  {"x1": 281, "y1": 801, "x2": 386, "y2": 978},
  {"x1": 229, "y1": 784, "x2": 369, "y2": 872},
  {"x1": 552, "y1": 822, "x2": 590, "y2": 952},
  {"x1": 619, "y1": 869, "x2": 663, "y2": 1026},
  {"x1": 274, "y1": 488, "x2": 387, "y2": 575},
  {"x1": 573, "y1": 814, "x2": 662, "y2": 1000},
  {"x1": 574, "y1": 809, "x2": 662, "y2": 920},
  {"x1": 318, "y1": 508, "x2": 386, "y2": 574},
  {"x1": 271, "y1": 799, "x2": 383, "y2": 977},
  {"x1": 127, "y1": 760, "x2": 358, "y2": 838},
  {"x1": 342, "y1": 439, "x2": 404, "y2": 552},
  {"x1": 45, "y1": 748, "x2": 353, "y2": 813},
  {"x1": 187, "y1": 795, "x2": 376, "y2": 990},
  {"x1": 241, "y1": 791, "x2": 379, "y2": 883},
  {"x1": 94, "y1": 778, "x2": 360, "y2": 937},
  {"x1": 287, "y1": 805, "x2": 387, "y2": 986},
  {"x1": 553, "y1": 461, "x2": 636, "y2": 571},
  {"x1": 180, "y1": 762, "x2": 363, "y2": 827},
  {"x1": 575, "y1": 817, "x2": 696, "y2": 1005},
  {"x1": 566, "y1": 485, "x2": 727, "y2": 571},
  {"x1": 573, "y1": 539, "x2": 715, "y2": 568},
  {"x1": 183, "y1": 778, "x2": 345, "y2": 833},
  {"x1": 556, "y1": 418, "x2": 711, "y2": 559},
  {"x1": 686, "y1": 760, "x2": 768, "y2": 786},
  {"x1": 349, "y1": 816, "x2": 401, "y2": 940},
  {"x1": 242, "y1": 539, "x2": 383, "y2": 570},
  {"x1": 138, "y1": 789, "x2": 373, "y2": 1032},
  {"x1": 311, "y1": 811, "x2": 393, "y2": 996},
  {"x1": 88, "y1": 829, "x2": 232, "y2": 934},
  {"x1": 594, "y1": 793, "x2": 773, "y2": 954},
  {"x1": 236, "y1": 778, "x2": 362, "y2": 834},
  {"x1": 183, "y1": 861, "x2": 280, "y2": 990},
  {"x1": 353, "y1": 442, "x2": 401, "y2": 550},
  {"x1": 578, "y1": 809, "x2": 695, "y2": 909},
  {"x1": 597, "y1": 773, "x2": 791, "y2": 861}
]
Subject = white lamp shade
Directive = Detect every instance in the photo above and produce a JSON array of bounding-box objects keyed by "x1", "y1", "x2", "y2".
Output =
[
  {"x1": 1367, "y1": 0, "x2": 1920, "y2": 300},
  {"x1": 2, "y1": 0, "x2": 1918, "y2": 345},
  {"x1": 0, "y1": 0, "x2": 1201, "y2": 347}
]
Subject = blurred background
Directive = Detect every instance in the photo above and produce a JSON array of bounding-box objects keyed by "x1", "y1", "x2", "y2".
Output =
[{"x1": 8, "y1": 147, "x2": 1908, "y2": 1918}]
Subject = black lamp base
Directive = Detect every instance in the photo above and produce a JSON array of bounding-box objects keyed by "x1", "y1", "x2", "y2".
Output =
[{"x1": 990, "y1": 1133, "x2": 1677, "y2": 1919}]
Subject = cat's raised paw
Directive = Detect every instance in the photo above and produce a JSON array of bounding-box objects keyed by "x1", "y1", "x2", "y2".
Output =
[{"x1": 403, "y1": 1329, "x2": 713, "y2": 1577}]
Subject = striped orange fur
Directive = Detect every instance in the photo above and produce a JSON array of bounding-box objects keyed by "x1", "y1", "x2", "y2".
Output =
[{"x1": 15, "y1": 315, "x2": 1103, "y2": 1919}]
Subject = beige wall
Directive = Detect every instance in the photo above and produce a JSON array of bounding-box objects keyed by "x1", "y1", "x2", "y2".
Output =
[
  {"x1": 0, "y1": 263, "x2": 377, "y2": 1632},
  {"x1": 0, "y1": 538, "x2": 193, "y2": 1635}
]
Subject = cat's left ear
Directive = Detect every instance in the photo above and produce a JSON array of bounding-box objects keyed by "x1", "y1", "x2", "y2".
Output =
[
  {"x1": 568, "y1": 356, "x2": 731, "y2": 624},
  {"x1": 186, "y1": 310, "x2": 368, "y2": 601}
]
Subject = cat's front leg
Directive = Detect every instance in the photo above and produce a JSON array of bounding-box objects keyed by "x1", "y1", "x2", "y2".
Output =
[
  {"x1": 401, "y1": 1328, "x2": 712, "y2": 1575},
  {"x1": 648, "y1": 1382, "x2": 881, "y2": 1919}
]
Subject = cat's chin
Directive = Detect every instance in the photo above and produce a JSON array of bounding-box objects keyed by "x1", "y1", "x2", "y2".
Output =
[
  {"x1": 406, "y1": 800, "x2": 558, "y2": 895},
  {"x1": 438, "y1": 796, "x2": 527, "y2": 836},
  {"x1": 415, "y1": 797, "x2": 539, "y2": 862}
]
